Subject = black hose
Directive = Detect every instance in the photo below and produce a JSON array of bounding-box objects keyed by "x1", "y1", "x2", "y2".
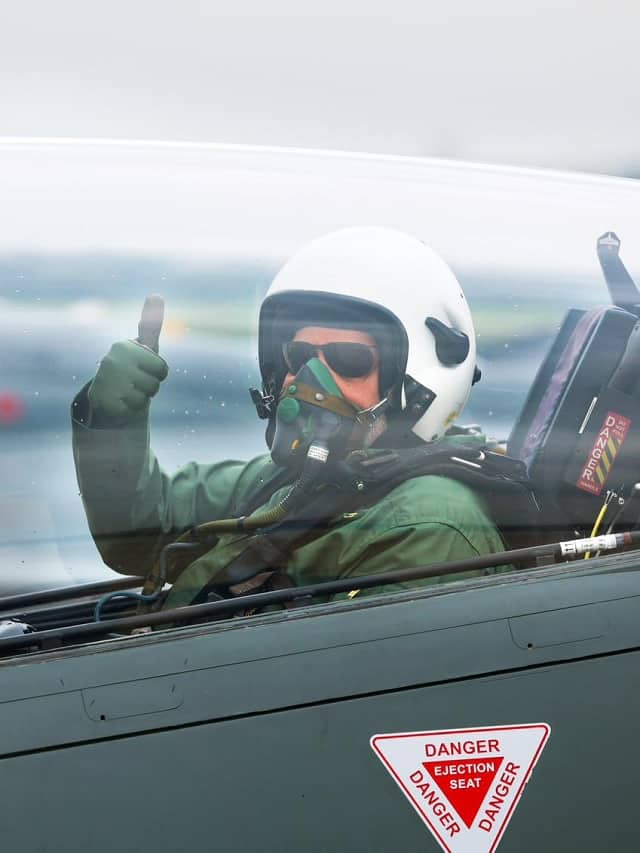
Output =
[{"x1": 192, "y1": 455, "x2": 326, "y2": 539}]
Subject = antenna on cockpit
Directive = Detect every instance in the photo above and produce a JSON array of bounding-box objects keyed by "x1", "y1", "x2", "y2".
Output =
[{"x1": 597, "y1": 232, "x2": 640, "y2": 317}]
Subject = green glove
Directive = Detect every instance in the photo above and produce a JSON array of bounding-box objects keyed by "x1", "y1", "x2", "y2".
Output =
[{"x1": 88, "y1": 295, "x2": 169, "y2": 423}]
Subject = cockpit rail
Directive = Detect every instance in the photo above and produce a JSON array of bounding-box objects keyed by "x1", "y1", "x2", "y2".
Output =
[{"x1": 0, "y1": 529, "x2": 637, "y2": 659}]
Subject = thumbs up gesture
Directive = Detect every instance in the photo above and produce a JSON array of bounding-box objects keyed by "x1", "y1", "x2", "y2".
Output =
[{"x1": 88, "y1": 296, "x2": 169, "y2": 423}]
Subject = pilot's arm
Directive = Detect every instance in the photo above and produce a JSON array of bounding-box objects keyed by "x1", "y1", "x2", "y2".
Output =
[{"x1": 70, "y1": 297, "x2": 263, "y2": 578}]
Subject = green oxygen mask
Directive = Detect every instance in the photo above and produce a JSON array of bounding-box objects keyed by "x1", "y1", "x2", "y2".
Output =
[{"x1": 270, "y1": 357, "x2": 360, "y2": 468}]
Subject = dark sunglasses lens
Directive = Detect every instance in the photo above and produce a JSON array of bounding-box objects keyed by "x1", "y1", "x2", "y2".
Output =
[
  {"x1": 282, "y1": 340, "x2": 375, "y2": 378},
  {"x1": 324, "y1": 343, "x2": 375, "y2": 378},
  {"x1": 282, "y1": 341, "x2": 317, "y2": 374}
]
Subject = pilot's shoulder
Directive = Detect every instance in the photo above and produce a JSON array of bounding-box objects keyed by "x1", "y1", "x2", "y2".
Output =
[
  {"x1": 230, "y1": 452, "x2": 284, "y2": 506},
  {"x1": 230, "y1": 452, "x2": 276, "y2": 485},
  {"x1": 367, "y1": 473, "x2": 495, "y2": 531}
]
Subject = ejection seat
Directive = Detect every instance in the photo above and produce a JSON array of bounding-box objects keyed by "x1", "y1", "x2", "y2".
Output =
[{"x1": 506, "y1": 233, "x2": 640, "y2": 543}]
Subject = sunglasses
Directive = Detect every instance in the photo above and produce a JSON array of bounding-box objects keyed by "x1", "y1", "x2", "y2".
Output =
[{"x1": 282, "y1": 340, "x2": 378, "y2": 379}]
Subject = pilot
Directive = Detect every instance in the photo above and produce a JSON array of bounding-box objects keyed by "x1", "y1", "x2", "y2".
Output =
[{"x1": 72, "y1": 227, "x2": 506, "y2": 612}]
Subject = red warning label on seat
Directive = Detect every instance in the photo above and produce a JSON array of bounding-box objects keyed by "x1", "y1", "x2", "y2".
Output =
[
  {"x1": 370, "y1": 723, "x2": 550, "y2": 853},
  {"x1": 577, "y1": 411, "x2": 631, "y2": 496}
]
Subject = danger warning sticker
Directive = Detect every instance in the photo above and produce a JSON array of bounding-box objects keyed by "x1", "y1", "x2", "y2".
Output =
[
  {"x1": 577, "y1": 410, "x2": 631, "y2": 496},
  {"x1": 370, "y1": 723, "x2": 550, "y2": 853}
]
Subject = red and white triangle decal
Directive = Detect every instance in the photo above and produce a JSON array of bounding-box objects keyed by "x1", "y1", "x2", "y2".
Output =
[{"x1": 371, "y1": 723, "x2": 550, "y2": 853}]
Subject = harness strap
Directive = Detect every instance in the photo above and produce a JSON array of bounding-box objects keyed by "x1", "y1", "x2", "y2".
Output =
[
  {"x1": 158, "y1": 438, "x2": 554, "y2": 607},
  {"x1": 229, "y1": 570, "x2": 310, "y2": 613}
]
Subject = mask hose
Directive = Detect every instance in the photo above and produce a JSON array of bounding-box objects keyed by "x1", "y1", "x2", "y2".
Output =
[
  {"x1": 192, "y1": 457, "x2": 322, "y2": 537},
  {"x1": 192, "y1": 438, "x2": 332, "y2": 540}
]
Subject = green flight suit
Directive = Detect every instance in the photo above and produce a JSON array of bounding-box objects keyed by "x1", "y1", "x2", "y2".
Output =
[{"x1": 71, "y1": 390, "x2": 508, "y2": 610}]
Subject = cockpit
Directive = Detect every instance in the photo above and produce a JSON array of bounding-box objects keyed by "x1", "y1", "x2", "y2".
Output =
[{"x1": 1, "y1": 141, "x2": 640, "y2": 658}]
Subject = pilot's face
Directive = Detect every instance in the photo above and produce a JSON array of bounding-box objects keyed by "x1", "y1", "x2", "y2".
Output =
[{"x1": 282, "y1": 326, "x2": 381, "y2": 411}]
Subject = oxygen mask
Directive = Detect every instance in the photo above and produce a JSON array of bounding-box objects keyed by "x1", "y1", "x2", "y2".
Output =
[{"x1": 270, "y1": 357, "x2": 361, "y2": 468}]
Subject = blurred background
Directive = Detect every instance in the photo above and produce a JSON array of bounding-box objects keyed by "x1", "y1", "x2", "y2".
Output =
[
  {"x1": 1, "y1": 2, "x2": 639, "y2": 592},
  {"x1": 0, "y1": 0, "x2": 638, "y2": 177}
]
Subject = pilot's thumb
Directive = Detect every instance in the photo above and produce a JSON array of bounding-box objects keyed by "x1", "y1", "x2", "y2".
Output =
[{"x1": 136, "y1": 294, "x2": 165, "y2": 354}]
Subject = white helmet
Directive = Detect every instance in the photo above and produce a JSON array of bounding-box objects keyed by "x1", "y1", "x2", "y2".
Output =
[{"x1": 257, "y1": 227, "x2": 478, "y2": 443}]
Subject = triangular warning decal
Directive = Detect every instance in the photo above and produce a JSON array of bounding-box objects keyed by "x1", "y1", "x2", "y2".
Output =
[{"x1": 371, "y1": 723, "x2": 550, "y2": 853}]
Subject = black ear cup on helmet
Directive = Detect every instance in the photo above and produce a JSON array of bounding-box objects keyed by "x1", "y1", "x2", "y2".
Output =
[{"x1": 425, "y1": 316, "x2": 470, "y2": 366}]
